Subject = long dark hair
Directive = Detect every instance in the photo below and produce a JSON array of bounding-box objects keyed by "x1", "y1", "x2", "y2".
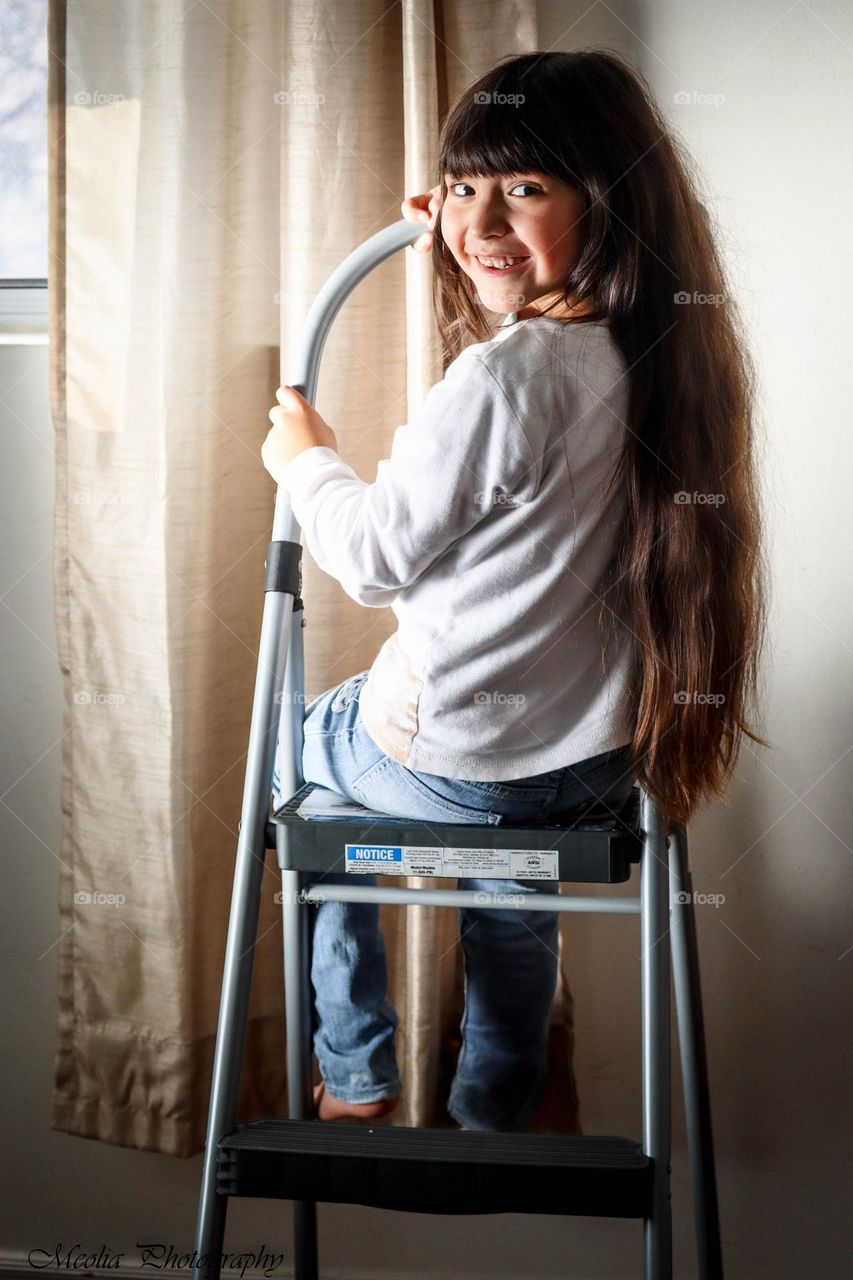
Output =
[{"x1": 431, "y1": 50, "x2": 771, "y2": 830}]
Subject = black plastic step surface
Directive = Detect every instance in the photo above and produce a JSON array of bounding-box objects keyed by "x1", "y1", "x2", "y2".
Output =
[
  {"x1": 268, "y1": 784, "x2": 642, "y2": 885},
  {"x1": 217, "y1": 1118, "x2": 653, "y2": 1218}
]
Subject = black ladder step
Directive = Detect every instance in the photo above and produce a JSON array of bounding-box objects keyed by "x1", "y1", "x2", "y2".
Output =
[{"x1": 217, "y1": 1118, "x2": 653, "y2": 1218}]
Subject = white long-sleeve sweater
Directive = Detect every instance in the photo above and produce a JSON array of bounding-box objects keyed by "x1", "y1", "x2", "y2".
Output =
[{"x1": 279, "y1": 313, "x2": 636, "y2": 780}]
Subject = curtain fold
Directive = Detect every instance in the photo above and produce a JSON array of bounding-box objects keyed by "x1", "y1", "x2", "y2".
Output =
[{"x1": 49, "y1": 0, "x2": 578, "y2": 1159}]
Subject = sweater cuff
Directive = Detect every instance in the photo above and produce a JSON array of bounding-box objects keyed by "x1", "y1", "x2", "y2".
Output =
[{"x1": 280, "y1": 445, "x2": 351, "y2": 493}]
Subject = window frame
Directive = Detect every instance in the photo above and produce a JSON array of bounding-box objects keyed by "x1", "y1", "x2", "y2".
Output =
[{"x1": 0, "y1": 279, "x2": 49, "y2": 344}]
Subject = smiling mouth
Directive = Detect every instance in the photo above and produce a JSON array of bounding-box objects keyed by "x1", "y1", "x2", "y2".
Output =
[{"x1": 474, "y1": 255, "x2": 531, "y2": 273}]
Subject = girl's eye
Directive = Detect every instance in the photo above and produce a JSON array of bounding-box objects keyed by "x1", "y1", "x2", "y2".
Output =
[{"x1": 448, "y1": 181, "x2": 540, "y2": 197}]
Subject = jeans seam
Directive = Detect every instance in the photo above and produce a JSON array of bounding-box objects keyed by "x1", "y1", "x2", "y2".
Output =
[
  {"x1": 447, "y1": 927, "x2": 470, "y2": 1124},
  {"x1": 320, "y1": 1077, "x2": 403, "y2": 1104},
  {"x1": 303, "y1": 727, "x2": 361, "y2": 740}
]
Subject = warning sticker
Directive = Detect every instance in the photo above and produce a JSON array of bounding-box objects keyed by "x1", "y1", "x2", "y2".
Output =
[{"x1": 344, "y1": 843, "x2": 558, "y2": 879}]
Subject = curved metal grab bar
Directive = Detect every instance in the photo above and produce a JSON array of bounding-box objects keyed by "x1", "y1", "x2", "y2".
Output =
[{"x1": 193, "y1": 219, "x2": 422, "y2": 1280}]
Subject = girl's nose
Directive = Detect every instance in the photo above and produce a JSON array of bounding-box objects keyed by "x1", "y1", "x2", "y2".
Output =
[{"x1": 468, "y1": 212, "x2": 510, "y2": 241}]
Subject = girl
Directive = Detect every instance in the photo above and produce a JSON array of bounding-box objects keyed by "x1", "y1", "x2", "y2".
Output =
[{"x1": 262, "y1": 50, "x2": 769, "y2": 1131}]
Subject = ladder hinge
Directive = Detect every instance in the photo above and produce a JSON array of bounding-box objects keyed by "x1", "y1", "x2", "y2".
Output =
[{"x1": 264, "y1": 539, "x2": 302, "y2": 601}]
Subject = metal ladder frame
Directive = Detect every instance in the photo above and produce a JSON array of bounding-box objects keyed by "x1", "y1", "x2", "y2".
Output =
[{"x1": 192, "y1": 221, "x2": 724, "y2": 1280}]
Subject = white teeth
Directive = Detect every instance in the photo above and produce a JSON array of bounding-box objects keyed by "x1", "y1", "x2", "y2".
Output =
[{"x1": 477, "y1": 255, "x2": 526, "y2": 269}]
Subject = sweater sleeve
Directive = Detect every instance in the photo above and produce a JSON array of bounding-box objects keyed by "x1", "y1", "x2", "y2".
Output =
[{"x1": 279, "y1": 351, "x2": 539, "y2": 607}]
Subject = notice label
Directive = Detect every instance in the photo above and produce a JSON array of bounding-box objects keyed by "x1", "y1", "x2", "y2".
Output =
[{"x1": 344, "y1": 843, "x2": 558, "y2": 879}]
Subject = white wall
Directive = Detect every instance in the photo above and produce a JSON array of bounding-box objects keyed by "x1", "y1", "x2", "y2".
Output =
[{"x1": 2, "y1": 2, "x2": 851, "y2": 1276}]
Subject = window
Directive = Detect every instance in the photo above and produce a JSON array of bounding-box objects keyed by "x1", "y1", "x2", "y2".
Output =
[{"x1": 0, "y1": 0, "x2": 48, "y2": 342}]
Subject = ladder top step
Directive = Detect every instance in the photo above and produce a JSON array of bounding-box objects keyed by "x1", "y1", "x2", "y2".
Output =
[
  {"x1": 217, "y1": 1118, "x2": 654, "y2": 1219},
  {"x1": 268, "y1": 784, "x2": 642, "y2": 885}
]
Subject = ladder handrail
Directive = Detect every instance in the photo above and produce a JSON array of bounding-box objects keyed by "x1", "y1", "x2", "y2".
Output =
[{"x1": 193, "y1": 219, "x2": 423, "y2": 1280}]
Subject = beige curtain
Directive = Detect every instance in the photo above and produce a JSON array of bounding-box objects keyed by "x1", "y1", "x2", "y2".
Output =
[{"x1": 48, "y1": 0, "x2": 580, "y2": 1158}]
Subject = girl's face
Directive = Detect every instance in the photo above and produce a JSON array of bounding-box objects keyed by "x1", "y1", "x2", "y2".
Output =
[{"x1": 440, "y1": 170, "x2": 590, "y2": 319}]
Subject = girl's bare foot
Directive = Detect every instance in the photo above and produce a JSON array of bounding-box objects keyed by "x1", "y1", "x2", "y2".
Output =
[{"x1": 312, "y1": 1080, "x2": 400, "y2": 1122}]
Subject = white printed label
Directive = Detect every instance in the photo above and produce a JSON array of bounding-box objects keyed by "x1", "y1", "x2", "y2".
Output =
[{"x1": 344, "y1": 843, "x2": 558, "y2": 879}]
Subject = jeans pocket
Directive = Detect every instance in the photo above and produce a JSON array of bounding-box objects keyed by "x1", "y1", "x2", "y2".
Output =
[
  {"x1": 410, "y1": 772, "x2": 558, "y2": 825},
  {"x1": 553, "y1": 746, "x2": 636, "y2": 816},
  {"x1": 584, "y1": 746, "x2": 636, "y2": 789},
  {"x1": 352, "y1": 756, "x2": 504, "y2": 825}
]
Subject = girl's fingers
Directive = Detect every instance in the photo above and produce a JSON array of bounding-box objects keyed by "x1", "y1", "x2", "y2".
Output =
[
  {"x1": 402, "y1": 187, "x2": 441, "y2": 249},
  {"x1": 402, "y1": 192, "x2": 439, "y2": 225},
  {"x1": 401, "y1": 200, "x2": 429, "y2": 225}
]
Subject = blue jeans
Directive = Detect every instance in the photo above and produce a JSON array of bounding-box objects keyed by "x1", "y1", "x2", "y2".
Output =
[{"x1": 272, "y1": 668, "x2": 636, "y2": 1132}]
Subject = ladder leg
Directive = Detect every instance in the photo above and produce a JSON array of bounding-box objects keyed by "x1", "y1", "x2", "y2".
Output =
[
  {"x1": 669, "y1": 824, "x2": 725, "y2": 1279},
  {"x1": 640, "y1": 790, "x2": 672, "y2": 1279},
  {"x1": 192, "y1": 823, "x2": 268, "y2": 1280},
  {"x1": 193, "y1": 588, "x2": 299, "y2": 1280},
  {"x1": 283, "y1": 868, "x2": 319, "y2": 1280}
]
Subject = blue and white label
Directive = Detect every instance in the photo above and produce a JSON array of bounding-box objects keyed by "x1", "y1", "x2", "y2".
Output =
[
  {"x1": 344, "y1": 842, "x2": 558, "y2": 879},
  {"x1": 348, "y1": 844, "x2": 403, "y2": 864}
]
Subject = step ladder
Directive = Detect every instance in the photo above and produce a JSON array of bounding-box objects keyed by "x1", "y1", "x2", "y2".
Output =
[{"x1": 191, "y1": 220, "x2": 725, "y2": 1280}]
